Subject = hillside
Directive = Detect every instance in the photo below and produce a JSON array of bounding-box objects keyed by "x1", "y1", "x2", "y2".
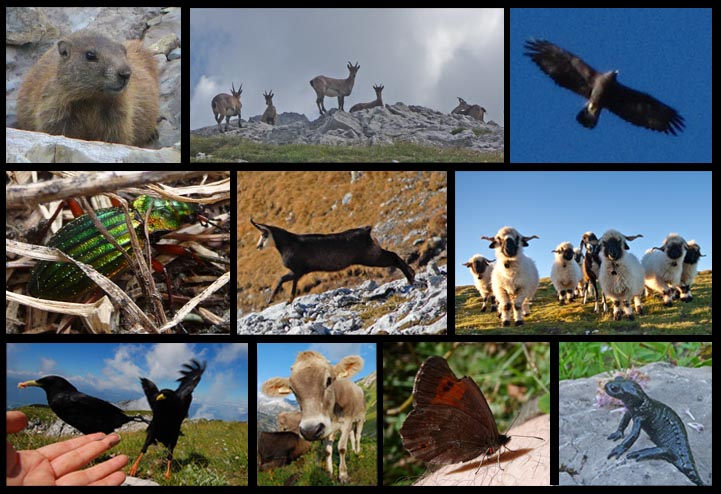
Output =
[
  {"x1": 455, "y1": 271, "x2": 712, "y2": 335},
  {"x1": 191, "y1": 104, "x2": 503, "y2": 162},
  {"x1": 237, "y1": 171, "x2": 447, "y2": 314}
]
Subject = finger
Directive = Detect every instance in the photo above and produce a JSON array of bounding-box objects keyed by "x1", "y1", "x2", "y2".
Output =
[
  {"x1": 36, "y1": 433, "x2": 106, "y2": 460},
  {"x1": 50, "y1": 434, "x2": 121, "y2": 478},
  {"x1": 7, "y1": 411, "x2": 28, "y2": 433},
  {"x1": 56, "y1": 455, "x2": 128, "y2": 487}
]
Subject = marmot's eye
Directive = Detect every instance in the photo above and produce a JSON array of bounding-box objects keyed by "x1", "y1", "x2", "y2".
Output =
[{"x1": 85, "y1": 51, "x2": 97, "y2": 61}]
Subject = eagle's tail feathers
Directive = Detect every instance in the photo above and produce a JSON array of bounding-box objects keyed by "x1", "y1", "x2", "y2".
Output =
[{"x1": 577, "y1": 104, "x2": 599, "y2": 129}]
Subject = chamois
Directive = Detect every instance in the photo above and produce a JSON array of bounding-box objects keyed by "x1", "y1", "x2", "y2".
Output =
[
  {"x1": 212, "y1": 82, "x2": 242, "y2": 132},
  {"x1": 350, "y1": 84, "x2": 384, "y2": 112},
  {"x1": 451, "y1": 97, "x2": 486, "y2": 122},
  {"x1": 251, "y1": 218, "x2": 415, "y2": 304},
  {"x1": 261, "y1": 90, "x2": 277, "y2": 125},
  {"x1": 310, "y1": 61, "x2": 360, "y2": 115}
]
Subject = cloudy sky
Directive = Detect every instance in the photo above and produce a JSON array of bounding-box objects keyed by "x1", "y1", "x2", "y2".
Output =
[
  {"x1": 7, "y1": 343, "x2": 248, "y2": 422},
  {"x1": 190, "y1": 8, "x2": 504, "y2": 129}
]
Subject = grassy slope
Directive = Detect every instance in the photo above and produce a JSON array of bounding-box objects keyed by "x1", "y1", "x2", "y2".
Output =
[
  {"x1": 455, "y1": 271, "x2": 712, "y2": 335},
  {"x1": 11, "y1": 406, "x2": 248, "y2": 486},
  {"x1": 237, "y1": 171, "x2": 447, "y2": 313},
  {"x1": 191, "y1": 137, "x2": 503, "y2": 163}
]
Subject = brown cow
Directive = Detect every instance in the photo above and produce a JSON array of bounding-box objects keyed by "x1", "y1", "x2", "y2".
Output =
[
  {"x1": 258, "y1": 431, "x2": 311, "y2": 471},
  {"x1": 262, "y1": 351, "x2": 366, "y2": 483}
]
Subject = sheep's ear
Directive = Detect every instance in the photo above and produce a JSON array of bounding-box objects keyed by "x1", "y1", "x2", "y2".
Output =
[
  {"x1": 462, "y1": 262, "x2": 471, "y2": 267},
  {"x1": 624, "y1": 242, "x2": 630, "y2": 250},
  {"x1": 522, "y1": 235, "x2": 539, "y2": 247},
  {"x1": 651, "y1": 246, "x2": 664, "y2": 251},
  {"x1": 481, "y1": 235, "x2": 497, "y2": 248}
]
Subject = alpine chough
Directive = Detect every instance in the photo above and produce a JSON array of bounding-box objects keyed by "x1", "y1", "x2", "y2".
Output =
[
  {"x1": 129, "y1": 359, "x2": 206, "y2": 479},
  {"x1": 17, "y1": 375, "x2": 149, "y2": 434}
]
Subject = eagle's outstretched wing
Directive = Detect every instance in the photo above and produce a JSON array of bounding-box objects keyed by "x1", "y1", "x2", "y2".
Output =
[
  {"x1": 524, "y1": 39, "x2": 597, "y2": 98},
  {"x1": 602, "y1": 81, "x2": 685, "y2": 135}
]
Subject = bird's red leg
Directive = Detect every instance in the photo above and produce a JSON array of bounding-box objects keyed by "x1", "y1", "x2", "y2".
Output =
[
  {"x1": 128, "y1": 452, "x2": 144, "y2": 476},
  {"x1": 164, "y1": 459, "x2": 172, "y2": 480}
]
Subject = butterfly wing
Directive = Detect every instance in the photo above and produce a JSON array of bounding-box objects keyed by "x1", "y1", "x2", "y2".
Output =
[{"x1": 400, "y1": 356, "x2": 509, "y2": 464}]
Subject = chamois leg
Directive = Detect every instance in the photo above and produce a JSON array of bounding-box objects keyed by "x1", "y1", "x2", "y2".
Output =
[
  {"x1": 338, "y1": 95, "x2": 345, "y2": 111},
  {"x1": 269, "y1": 272, "x2": 295, "y2": 304},
  {"x1": 316, "y1": 97, "x2": 326, "y2": 115}
]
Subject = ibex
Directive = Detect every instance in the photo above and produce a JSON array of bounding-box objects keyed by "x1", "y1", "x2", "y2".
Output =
[
  {"x1": 261, "y1": 90, "x2": 277, "y2": 125},
  {"x1": 451, "y1": 97, "x2": 487, "y2": 122},
  {"x1": 350, "y1": 84, "x2": 384, "y2": 113},
  {"x1": 310, "y1": 61, "x2": 360, "y2": 115},
  {"x1": 211, "y1": 82, "x2": 242, "y2": 132}
]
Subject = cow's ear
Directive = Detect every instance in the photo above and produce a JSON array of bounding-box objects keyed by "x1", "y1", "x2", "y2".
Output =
[
  {"x1": 336, "y1": 355, "x2": 364, "y2": 378},
  {"x1": 261, "y1": 377, "x2": 293, "y2": 396}
]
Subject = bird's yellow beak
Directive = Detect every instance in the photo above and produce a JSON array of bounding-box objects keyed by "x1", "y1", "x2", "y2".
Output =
[
  {"x1": 17, "y1": 380, "x2": 39, "y2": 389},
  {"x1": 157, "y1": 393, "x2": 166, "y2": 401}
]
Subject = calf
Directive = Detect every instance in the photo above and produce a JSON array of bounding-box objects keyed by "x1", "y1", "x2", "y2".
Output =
[
  {"x1": 258, "y1": 431, "x2": 311, "y2": 471},
  {"x1": 262, "y1": 351, "x2": 366, "y2": 483},
  {"x1": 277, "y1": 411, "x2": 302, "y2": 433}
]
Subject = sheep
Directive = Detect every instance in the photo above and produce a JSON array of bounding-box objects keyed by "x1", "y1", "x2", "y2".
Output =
[
  {"x1": 598, "y1": 230, "x2": 644, "y2": 320},
  {"x1": 573, "y1": 247, "x2": 585, "y2": 297},
  {"x1": 250, "y1": 219, "x2": 415, "y2": 304},
  {"x1": 462, "y1": 254, "x2": 496, "y2": 312},
  {"x1": 551, "y1": 242, "x2": 583, "y2": 305},
  {"x1": 481, "y1": 226, "x2": 539, "y2": 326},
  {"x1": 580, "y1": 232, "x2": 607, "y2": 313},
  {"x1": 641, "y1": 233, "x2": 688, "y2": 306},
  {"x1": 675, "y1": 240, "x2": 704, "y2": 302}
]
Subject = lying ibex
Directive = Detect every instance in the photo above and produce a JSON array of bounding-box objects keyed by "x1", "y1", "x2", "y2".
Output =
[
  {"x1": 251, "y1": 218, "x2": 415, "y2": 304},
  {"x1": 350, "y1": 84, "x2": 384, "y2": 112},
  {"x1": 451, "y1": 97, "x2": 486, "y2": 122},
  {"x1": 212, "y1": 82, "x2": 242, "y2": 132},
  {"x1": 261, "y1": 90, "x2": 277, "y2": 125},
  {"x1": 310, "y1": 61, "x2": 360, "y2": 115}
]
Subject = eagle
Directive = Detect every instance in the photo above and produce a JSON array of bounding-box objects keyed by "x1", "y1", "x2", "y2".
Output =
[{"x1": 524, "y1": 39, "x2": 684, "y2": 135}]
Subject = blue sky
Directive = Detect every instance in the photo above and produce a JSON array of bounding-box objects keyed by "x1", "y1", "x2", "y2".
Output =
[
  {"x1": 455, "y1": 171, "x2": 712, "y2": 287},
  {"x1": 7, "y1": 343, "x2": 248, "y2": 421},
  {"x1": 510, "y1": 8, "x2": 712, "y2": 163},
  {"x1": 257, "y1": 343, "x2": 376, "y2": 396}
]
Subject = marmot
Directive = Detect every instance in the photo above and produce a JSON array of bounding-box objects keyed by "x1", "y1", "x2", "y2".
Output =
[{"x1": 16, "y1": 30, "x2": 159, "y2": 146}]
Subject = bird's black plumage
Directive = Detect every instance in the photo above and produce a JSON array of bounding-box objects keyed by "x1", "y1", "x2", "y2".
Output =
[
  {"x1": 129, "y1": 359, "x2": 206, "y2": 479},
  {"x1": 524, "y1": 39, "x2": 685, "y2": 135},
  {"x1": 17, "y1": 375, "x2": 148, "y2": 434}
]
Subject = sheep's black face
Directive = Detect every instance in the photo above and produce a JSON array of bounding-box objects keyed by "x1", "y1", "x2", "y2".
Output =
[
  {"x1": 684, "y1": 246, "x2": 702, "y2": 264},
  {"x1": 562, "y1": 248, "x2": 574, "y2": 261},
  {"x1": 602, "y1": 238, "x2": 625, "y2": 261},
  {"x1": 472, "y1": 259, "x2": 488, "y2": 277},
  {"x1": 501, "y1": 236, "x2": 519, "y2": 258},
  {"x1": 665, "y1": 242, "x2": 684, "y2": 260}
]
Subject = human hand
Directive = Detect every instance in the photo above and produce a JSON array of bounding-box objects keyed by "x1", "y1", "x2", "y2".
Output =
[
  {"x1": 6, "y1": 411, "x2": 128, "y2": 486},
  {"x1": 415, "y1": 414, "x2": 550, "y2": 486}
]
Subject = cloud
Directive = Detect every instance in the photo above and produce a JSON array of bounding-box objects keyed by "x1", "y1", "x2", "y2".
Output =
[
  {"x1": 308, "y1": 343, "x2": 365, "y2": 363},
  {"x1": 215, "y1": 343, "x2": 248, "y2": 364},
  {"x1": 144, "y1": 344, "x2": 197, "y2": 382},
  {"x1": 39, "y1": 357, "x2": 57, "y2": 374}
]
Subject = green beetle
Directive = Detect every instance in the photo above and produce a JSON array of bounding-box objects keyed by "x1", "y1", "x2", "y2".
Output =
[{"x1": 28, "y1": 195, "x2": 200, "y2": 302}]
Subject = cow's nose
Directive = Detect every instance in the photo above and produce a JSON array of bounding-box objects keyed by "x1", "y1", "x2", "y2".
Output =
[{"x1": 301, "y1": 422, "x2": 325, "y2": 441}]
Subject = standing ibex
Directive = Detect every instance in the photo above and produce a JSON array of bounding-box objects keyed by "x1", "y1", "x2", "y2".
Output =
[
  {"x1": 350, "y1": 84, "x2": 384, "y2": 113},
  {"x1": 451, "y1": 97, "x2": 486, "y2": 122},
  {"x1": 211, "y1": 82, "x2": 242, "y2": 132},
  {"x1": 261, "y1": 90, "x2": 277, "y2": 125},
  {"x1": 310, "y1": 61, "x2": 360, "y2": 115}
]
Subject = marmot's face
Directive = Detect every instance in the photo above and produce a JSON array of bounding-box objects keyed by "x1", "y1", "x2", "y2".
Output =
[{"x1": 58, "y1": 34, "x2": 132, "y2": 94}]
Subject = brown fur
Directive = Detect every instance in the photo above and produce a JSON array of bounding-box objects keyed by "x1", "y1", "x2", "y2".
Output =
[{"x1": 16, "y1": 31, "x2": 159, "y2": 146}]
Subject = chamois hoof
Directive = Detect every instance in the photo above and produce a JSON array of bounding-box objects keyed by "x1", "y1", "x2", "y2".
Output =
[
  {"x1": 515, "y1": 320, "x2": 524, "y2": 326},
  {"x1": 613, "y1": 312, "x2": 622, "y2": 321},
  {"x1": 663, "y1": 301, "x2": 673, "y2": 307},
  {"x1": 502, "y1": 320, "x2": 511, "y2": 327}
]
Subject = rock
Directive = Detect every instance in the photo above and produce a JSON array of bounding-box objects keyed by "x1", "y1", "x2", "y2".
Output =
[
  {"x1": 191, "y1": 103, "x2": 503, "y2": 153},
  {"x1": 559, "y1": 362, "x2": 711, "y2": 486},
  {"x1": 123, "y1": 477, "x2": 160, "y2": 486},
  {"x1": 237, "y1": 264, "x2": 447, "y2": 335},
  {"x1": 6, "y1": 128, "x2": 180, "y2": 163}
]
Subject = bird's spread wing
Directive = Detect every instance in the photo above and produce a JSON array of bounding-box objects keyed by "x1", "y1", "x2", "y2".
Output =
[
  {"x1": 140, "y1": 377, "x2": 161, "y2": 409},
  {"x1": 176, "y1": 359, "x2": 206, "y2": 403},
  {"x1": 602, "y1": 80, "x2": 685, "y2": 135},
  {"x1": 524, "y1": 39, "x2": 598, "y2": 98}
]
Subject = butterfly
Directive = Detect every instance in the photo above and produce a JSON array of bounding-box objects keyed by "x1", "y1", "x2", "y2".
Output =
[{"x1": 400, "y1": 356, "x2": 510, "y2": 465}]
